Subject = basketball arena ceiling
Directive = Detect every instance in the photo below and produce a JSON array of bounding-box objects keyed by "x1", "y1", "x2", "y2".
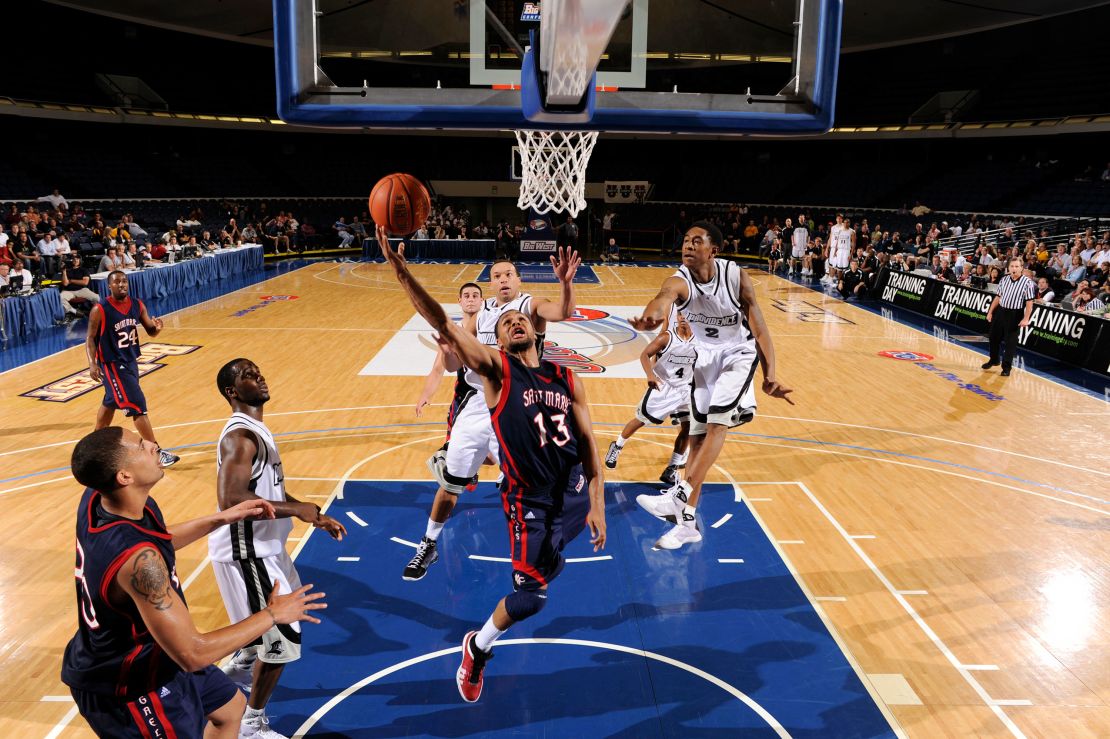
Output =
[{"x1": 41, "y1": 0, "x2": 1110, "y2": 54}]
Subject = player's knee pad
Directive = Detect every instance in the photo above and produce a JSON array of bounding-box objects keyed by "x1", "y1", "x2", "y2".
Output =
[{"x1": 504, "y1": 588, "x2": 547, "y2": 622}]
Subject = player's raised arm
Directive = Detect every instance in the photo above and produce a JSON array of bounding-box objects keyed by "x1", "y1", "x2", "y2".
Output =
[
  {"x1": 568, "y1": 376, "x2": 606, "y2": 551},
  {"x1": 736, "y1": 268, "x2": 794, "y2": 404},
  {"x1": 630, "y1": 276, "x2": 688, "y2": 331},
  {"x1": 116, "y1": 545, "x2": 325, "y2": 672},
  {"x1": 168, "y1": 498, "x2": 275, "y2": 550},
  {"x1": 377, "y1": 225, "x2": 499, "y2": 378},
  {"x1": 534, "y1": 245, "x2": 580, "y2": 322}
]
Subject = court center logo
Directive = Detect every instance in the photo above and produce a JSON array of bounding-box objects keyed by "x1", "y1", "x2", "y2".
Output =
[
  {"x1": 232, "y1": 294, "x2": 299, "y2": 317},
  {"x1": 877, "y1": 350, "x2": 933, "y2": 361},
  {"x1": 360, "y1": 304, "x2": 649, "y2": 377},
  {"x1": 21, "y1": 343, "x2": 201, "y2": 402}
]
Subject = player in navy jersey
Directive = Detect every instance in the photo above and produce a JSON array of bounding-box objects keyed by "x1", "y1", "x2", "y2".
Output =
[
  {"x1": 62, "y1": 426, "x2": 326, "y2": 738},
  {"x1": 85, "y1": 271, "x2": 179, "y2": 467},
  {"x1": 377, "y1": 226, "x2": 605, "y2": 702}
]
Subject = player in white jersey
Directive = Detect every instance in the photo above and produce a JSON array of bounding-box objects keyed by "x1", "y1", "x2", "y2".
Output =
[
  {"x1": 209, "y1": 358, "x2": 346, "y2": 739},
  {"x1": 605, "y1": 309, "x2": 697, "y2": 486},
  {"x1": 631, "y1": 222, "x2": 793, "y2": 550},
  {"x1": 828, "y1": 214, "x2": 855, "y2": 282},
  {"x1": 404, "y1": 251, "x2": 581, "y2": 582},
  {"x1": 790, "y1": 213, "x2": 809, "y2": 277}
]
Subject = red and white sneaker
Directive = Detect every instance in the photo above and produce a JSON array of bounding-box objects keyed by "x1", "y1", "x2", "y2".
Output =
[{"x1": 456, "y1": 631, "x2": 493, "y2": 703}]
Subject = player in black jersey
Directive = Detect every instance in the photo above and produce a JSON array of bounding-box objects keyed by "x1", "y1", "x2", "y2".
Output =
[
  {"x1": 85, "y1": 271, "x2": 179, "y2": 468},
  {"x1": 62, "y1": 426, "x2": 327, "y2": 738},
  {"x1": 378, "y1": 226, "x2": 605, "y2": 702}
]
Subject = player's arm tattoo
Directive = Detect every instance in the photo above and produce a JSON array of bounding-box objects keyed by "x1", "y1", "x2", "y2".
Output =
[{"x1": 130, "y1": 548, "x2": 174, "y2": 611}]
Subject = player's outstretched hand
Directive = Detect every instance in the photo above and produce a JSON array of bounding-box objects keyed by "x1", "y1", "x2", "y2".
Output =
[
  {"x1": 629, "y1": 314, "x2": 665, "y2": 332},
  {"x1": 220, "y1": 498, "x2": 276, "y2": 524},
  {"x1": 415, "y1": 398, "x2": 429, "y2": 417},
  {"x1": 153, "y1": 317, "x2": 164, "y2": 331},
  {"x1": 313, "y1": 513, "x2": 347, "y2": 541},
  {"x1": 267, "y1": 583, "x2": 326, "y2": 625},
  {"x1": 647, "y1": 378, "x2": 661, "y2": 391},
  {"x1": 376, "y1": 225, "x2": 406, "y2": 269},
  {"x1": 550, "y1": 246, "x2": 581, "y2": 283},
  {"x1": 89, "y1": 364, "x2": 103, "y2": 383},
  {"x1": 586, "y1": 507, "x2": 606, "y2": 551},
  {"x1": 762, "y1": 378, "x2": 795, "y2": 405}
]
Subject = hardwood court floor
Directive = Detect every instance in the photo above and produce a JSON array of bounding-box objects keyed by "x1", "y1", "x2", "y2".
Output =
[{"x1": 1, "y1": 261, "x2": 1106, "y2": 738}]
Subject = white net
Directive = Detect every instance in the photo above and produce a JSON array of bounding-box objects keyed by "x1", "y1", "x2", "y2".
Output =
[{"x1": 514, "y1": 129, "x2": 599, "y2": 217}]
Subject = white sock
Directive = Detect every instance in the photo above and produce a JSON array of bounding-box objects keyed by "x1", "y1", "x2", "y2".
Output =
[
  {"x1": 681, "y1": 505, "x2": 697, "y2": 527},
  {"x1": 670, "y1": 451, "x2": 687, "y2": 467},
  {"x1": 475, "y1": 615, "x2": 506, "y2": 652},
  {"x1": 615, "y1": 435, "x2": 628, "y2": 448},
  {"x1": 425, "y1": 519, "x2": 445, "y2": 541},
  {"x1": 243, "y1": 706, "x2": 265, "y2": 720}
]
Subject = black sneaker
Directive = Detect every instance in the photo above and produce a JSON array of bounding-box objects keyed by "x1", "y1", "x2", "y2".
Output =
[
  {"x1": 403, "y1": 536, "x2": 439, "y2": 581},
  {"x1": 158, "y1": 449, "x2": 180, "y2": 468},
  {"x1": 1001, "y1": 368, "x2": 1011, "y2": 376},
  {"x1": 981, "y1": 361, "x2": 998, "y2": 370},
  {"x1": 659, "y1": 465, "x2": 678, "y2": 486},
  {"x1": 604, "y1": 441, "x2": 621, "y2": 469}
]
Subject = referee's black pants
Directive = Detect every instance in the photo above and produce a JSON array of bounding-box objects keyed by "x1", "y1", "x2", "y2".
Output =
[{"x1": 988, "y1": 307, "x2": 1023, "y2": 369}]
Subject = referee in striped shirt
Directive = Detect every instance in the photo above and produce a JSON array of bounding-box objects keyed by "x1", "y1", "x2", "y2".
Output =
[{"x1": 982, "y1": 257, "x2": 1035, "y2": 376}]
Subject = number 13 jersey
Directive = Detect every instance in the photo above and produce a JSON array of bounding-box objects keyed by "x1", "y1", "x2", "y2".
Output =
[{"x1": 673, "y1": 258, "x2": 754, "y2": 350}]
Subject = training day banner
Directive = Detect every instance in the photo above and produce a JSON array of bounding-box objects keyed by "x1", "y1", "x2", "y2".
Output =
[
  {"x1": 876, "y1": 268, "x2": 1110, "y2": 377},
  {"x1": 604, "y1": 181, "x2": 651, "y2": 203}
]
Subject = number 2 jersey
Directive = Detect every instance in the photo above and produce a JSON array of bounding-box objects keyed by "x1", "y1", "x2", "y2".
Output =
[
  {"x1": 95, "y1": 297, "x2": 144, "y2": 366},
  {"x1": 673, "y1": 258, "x2": 755, "y2": 352},
  {"x1": 491, "y1": 352, "x2": 579, "y2": 503},
  {"x1": 62, "y1": 488, "x2": 185, "y2": 698}
]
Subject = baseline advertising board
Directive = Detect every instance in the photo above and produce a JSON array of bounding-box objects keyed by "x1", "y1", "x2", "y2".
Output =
[{"x1": 876, "y1": 268, "x2": 1110, "y2": 377}]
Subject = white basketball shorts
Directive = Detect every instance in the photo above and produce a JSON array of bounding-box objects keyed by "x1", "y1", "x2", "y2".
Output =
[
  {"x1": 689, "y1": 346, "x2": 759, "y2": 435},
  {"x1": 830, "y1": 248, "x2": 850, "y2": 270},
  {"x1": 791, "y1": 241, "x2": 806, "y2": 259},
  {"x1": 635, "y1": 382, "x2": 691, "y2": 426},
  {"x1": 212, "y1": 550, "x2": 302, "y2": 664},
  {"x1": 443, "y1": 392, "x2": 499, "y2": 492}
]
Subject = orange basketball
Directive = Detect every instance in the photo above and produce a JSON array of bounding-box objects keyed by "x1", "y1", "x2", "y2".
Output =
[{"x1": 369, "y1": 173, "x2": 431, "y2": 236}]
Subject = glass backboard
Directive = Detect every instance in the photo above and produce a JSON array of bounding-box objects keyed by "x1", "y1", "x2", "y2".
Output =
[{"x1": 273, "y1": 0, "x2": 842, "y2": 134}]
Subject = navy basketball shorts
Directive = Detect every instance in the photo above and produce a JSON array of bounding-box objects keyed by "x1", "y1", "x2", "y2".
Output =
[
  {"x1": 71, "y1": 665, "x2": 239, "y2": 739},
  {"x1": 100, "y1": 361, "x2": 148, "y2": 417},
  {"x1": 502, "y1": 464, "x2": 590, "y2": 591}
]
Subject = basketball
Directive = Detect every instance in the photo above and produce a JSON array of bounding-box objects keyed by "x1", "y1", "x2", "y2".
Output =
[{"x1": 369, "y1": 173, "x2": 431, "y2": 236}]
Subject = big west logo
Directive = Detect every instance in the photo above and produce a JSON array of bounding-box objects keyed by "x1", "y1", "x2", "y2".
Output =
[{"x1": 21, "y1": 343, "x2": 201, "y2": 403}]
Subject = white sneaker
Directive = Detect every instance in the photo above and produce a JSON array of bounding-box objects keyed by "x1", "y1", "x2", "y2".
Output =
[
  {"x1": 240, "y1": 711, "x2": 287, "y2": 739},
  {"x1": 636, "y1": 491, "x2": 680, "y2": 520},
  {"x1": 655, "y1": 523, "x2": 703, "y2": 550},
  {"x1": 221, "y1": 651, "x2": 254, "y2": 693}
]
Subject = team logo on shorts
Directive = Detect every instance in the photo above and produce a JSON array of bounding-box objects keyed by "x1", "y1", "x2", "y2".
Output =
[
  {"x1": 20, "y1": 343, "x2": 202, "y2": 403},
  {"x1": 877, "y1": 350, "x2": 934, "y2": 362}
]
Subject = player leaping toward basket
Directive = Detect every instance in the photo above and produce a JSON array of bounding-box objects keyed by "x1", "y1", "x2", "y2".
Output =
[
  {"x1": 604, "y1": 308, "x2": 697, "y2": 487},
  {"x1": 630, "y1": 222, "x2": 794, "y2": 550},
  {"x1": 402, "y1": 239, "x2": 582, "y2": 582},
  {"x1": 378, "y1": 226, "x2": 605, "y2": 702}
]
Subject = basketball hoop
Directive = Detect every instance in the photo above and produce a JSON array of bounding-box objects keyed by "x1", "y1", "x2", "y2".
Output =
[{"x1": 514, "y1": 129, "x2": 598, "y2": 217}]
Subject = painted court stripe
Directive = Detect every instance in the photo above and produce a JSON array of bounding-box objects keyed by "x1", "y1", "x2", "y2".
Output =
[
  {"x1": 710, "y1": 513, "x2": 732, "y2": 528},
  {"x1": 815, "y1": 596, "x2": 847, "y2": 602},
  {"x1": 40, "y1": 696, "x2": 73, "y2": 702},
  {"x1": 718, "y1": 558, "x2": 745, "y2": 564},
  {"x1": 390, "y1": 536, "x2": 419, "y2": 549},
  {"x1": 961, "y1": 664, "x2": 1000, "y2": 671},
  {"x1": 345, "y1": 511, "x2": 368, "y2": 527},
  {"x1": 850, "y1": 534, "x2": 877, "y2": 540},
  {"x1": 777, "y1": 539, "x2": 805, "y2": 545},
  {"x1": 337, "y1": 556, "x2": 361, "y2": 562},
  {"x1": 469, "y1": 555, "x2": 511, "y2": 563},
  {"x1": 468, "y1": 554, "x2": 613, "y2": 564},
  {"x1": 898, "y1": 590, "x2": 929, "y2": 596},
  {"x1": 747, "y1": 497, "x2": 773, "y2": 502},
  {"x1": 990, "y1": 699, "x2": 1033, "y2": 707}
]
